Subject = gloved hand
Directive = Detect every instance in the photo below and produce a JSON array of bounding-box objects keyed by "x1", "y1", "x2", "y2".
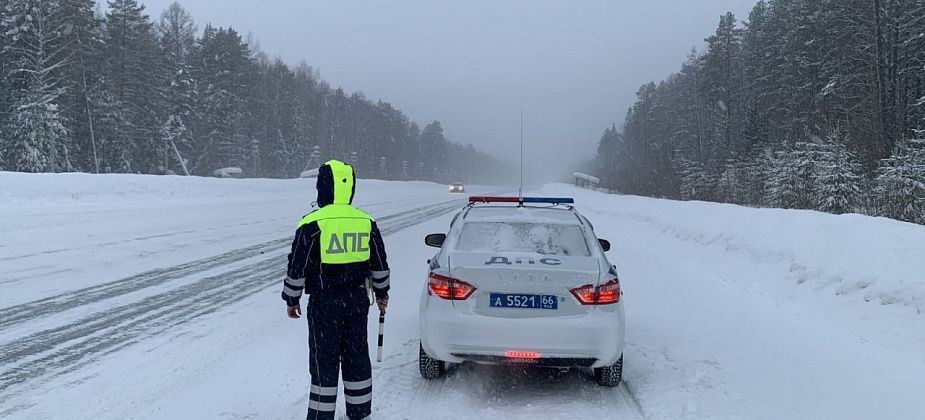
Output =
[
  {"x1": 287, "y1": 305, "x2": 302, "y2": 319},
  {"x1": 376, "y1": 296, "x2": 389, "y2": 314}
]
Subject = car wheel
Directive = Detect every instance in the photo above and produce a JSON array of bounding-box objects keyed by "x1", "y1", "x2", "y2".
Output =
[
  {"x1": 419, "y1": 342, "x2": 445, "y2": 379},
  {"x1": 594, "y1": 354, "x2": 623, "y2": 387}
]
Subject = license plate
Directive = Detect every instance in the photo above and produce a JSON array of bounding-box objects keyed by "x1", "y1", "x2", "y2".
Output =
[{"x1": 489, "y1": 293, "x2": 558, "y2": 310}]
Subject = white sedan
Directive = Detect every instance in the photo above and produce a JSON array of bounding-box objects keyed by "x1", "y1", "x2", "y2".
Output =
[{"x1": 418, "y1": 196, "x2": 625, "y2": 386}]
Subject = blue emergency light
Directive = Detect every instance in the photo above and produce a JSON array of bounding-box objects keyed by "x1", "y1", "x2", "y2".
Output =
[
  {"x1": 468, "y1": 196, "x2": 574, "y2": 204},
  {"x1": 522, "y1": 196, "x2": 575, "y2": 204}
]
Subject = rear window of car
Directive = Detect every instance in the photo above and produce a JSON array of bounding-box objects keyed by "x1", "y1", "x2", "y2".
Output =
[{"x1": 454, "y1": 222, "x2": 591, "y2": 256}]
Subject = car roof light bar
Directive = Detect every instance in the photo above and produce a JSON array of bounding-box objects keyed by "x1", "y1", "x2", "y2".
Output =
[{"x1": 468, "y1": 196, "x2": 574, "y2": 204}]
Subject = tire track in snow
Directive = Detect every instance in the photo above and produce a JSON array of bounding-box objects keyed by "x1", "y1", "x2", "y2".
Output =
[
  {"x1": 0, "y1": 199, "x2": 465, "y2": 406},
  {"x1": 0, "y1": 199, "x2": 463, "y2": 332},
  {"x1": 621, "y1": 380, "x2": 649, "y2": 419},
  {"x1": 0, "y1": 239, "x2": 288, "y2": 330}
]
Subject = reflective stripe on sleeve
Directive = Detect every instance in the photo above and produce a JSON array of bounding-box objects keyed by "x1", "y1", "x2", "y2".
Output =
[
  {"x1": 371, "y1": 270, "x2": 390, "y2": 280},
  {"x1": 287, "y1": 277, "x2": 306, "y2": 288},
  {"x1": 283, "y1": 285, "x2": 302, "y2": 297},
  {"x1": 372, "y1": 278, "x2": 390, "y2": 289}
]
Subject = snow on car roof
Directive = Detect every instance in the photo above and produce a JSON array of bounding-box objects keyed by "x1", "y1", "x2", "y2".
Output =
[{"x1": 463, "y1": 206, "x2": 581, "y2": 225}]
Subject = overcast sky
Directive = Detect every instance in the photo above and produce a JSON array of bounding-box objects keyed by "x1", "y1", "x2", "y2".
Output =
[{"x1": 136, "y1": 0, "x2": 759, "y2": 181}]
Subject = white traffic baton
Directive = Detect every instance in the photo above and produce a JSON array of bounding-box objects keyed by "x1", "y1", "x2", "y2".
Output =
[{"x1": 376, "y1": 311, "x2": 385, "y2": 363}]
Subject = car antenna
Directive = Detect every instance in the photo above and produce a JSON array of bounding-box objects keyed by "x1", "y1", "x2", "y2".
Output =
[{"x1": 519, "y1": 108, "x2": 524, "y2": 205}]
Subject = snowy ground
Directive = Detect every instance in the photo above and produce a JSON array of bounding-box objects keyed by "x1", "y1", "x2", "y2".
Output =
[
  {"x1": 1, "y1": 174, "x2": 923, "y2": 419},
  {"x1": 540, "y1": 185, "x2": 925, "y2": 419}
]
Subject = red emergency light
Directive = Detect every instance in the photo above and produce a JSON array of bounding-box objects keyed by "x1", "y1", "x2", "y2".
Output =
[
  {"x1": 505, "y1": 350, "x2": 540, "y2": 359},
  {"x1": 468, "y1": 196, "x2": 521, "y2": 203}
]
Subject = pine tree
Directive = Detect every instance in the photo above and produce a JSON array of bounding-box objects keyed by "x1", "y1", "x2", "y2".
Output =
[
  {"x1": 157, "y1": 2, "x2": 196, "y2": 174},
  {"x1": 420, "y1": 121, "x2": 447, "y2": 182},
  {"x1": 254, "y1": 58, "x2": 282, "y2": 177},
  {"x1": 700, "y1": 12, "x2": 744, "y2": 160},
  {"x1": 4, "y1": 94, "x2": 69, "y2": 172},
  {"x1": 739, "y1": 149, "x2": 771, "y2": 205},
  {"x1": 159, "y1": 114, "x2": 190, "y2": 175},
  {"x1": 896, "y1": 0, "x2": 925, "y2": 140},
  {"x1": 58, "y1": 0, "x2": 103, "y2": 173},
  {"x1": 812, "y1": 129, "x2": 862, "y2": 214},
  {"x1": 191, "y1": 25, "x2": 255, "y2": 173},
  {"x1": 741, "y1": 1, "x2": 770, "y2": 146},
  {"x1": 1, "y1": 0, "x2": 71, "y2": 172},
  {"x1": 765, "y1": 147, "x2": 807, "y2": 209},
  {"x1": 594, "y1": 124, "x2": 623, "y2": 190},
  {"x1": 677, "y1": 159, "x2": 717, "y2": 201},
  {"x1": 875, "y1": 139, "x2": 925, "y2": 223},
  {"x1": 288, "y1": 63, "x2": 322, "y2": 176},
  {"x1": 93, "y1": 87, "x2": 131, "y2": 172},
  {"x1": 765, "y1": 155, "x2": 800, "y2": 209},
  {"x1": 103, "y1": 0, "x2": 160, "y2": 172},
  {"x1": 0, "y1": 0, "x2": 12, "y2": 170},
  {"x1": 717, "y1": 160, "x2": 745, "y2": 204}
]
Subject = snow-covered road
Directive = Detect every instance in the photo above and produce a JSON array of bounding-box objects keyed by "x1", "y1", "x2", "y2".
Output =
[
  {"x1": 1, "y1": 174, "x2": 923, "y2": 419},
  {"x1": 0, "y1": 200, "x2": 462, "y2": 393}
]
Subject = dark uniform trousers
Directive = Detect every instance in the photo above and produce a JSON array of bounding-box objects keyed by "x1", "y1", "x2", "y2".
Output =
[{"x1": 306, "y1": 293, "x2": 372, "y2": 420}]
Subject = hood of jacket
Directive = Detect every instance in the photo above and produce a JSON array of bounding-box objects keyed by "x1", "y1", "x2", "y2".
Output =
[{"x1": 316, "y1": 160, "x2": 356, "y2": 207}]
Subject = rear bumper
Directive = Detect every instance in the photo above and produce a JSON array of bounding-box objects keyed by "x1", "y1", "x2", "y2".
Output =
[
  {"x1": 450, "y1": 354, "x2": 598, "y2": 368},
  {"x1": 420, "y1": 298, "x2": 624, "y2": 368}
]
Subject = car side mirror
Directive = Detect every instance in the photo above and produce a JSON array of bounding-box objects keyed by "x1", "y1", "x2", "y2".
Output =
[
  {"x1": 425, "y1": 233, "x2": 446, "y2": 248},
  {"x1": 598, "y1": 238, "x2": 611, "y2": 252}
]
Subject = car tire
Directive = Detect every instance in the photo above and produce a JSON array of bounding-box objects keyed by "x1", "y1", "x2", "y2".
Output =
[
  {"x1": 419, "y1": 342, "x2": 445, "y2": 379},
  {"x1": 594, "y1": 354, "x2": 623, "y2": 387}
]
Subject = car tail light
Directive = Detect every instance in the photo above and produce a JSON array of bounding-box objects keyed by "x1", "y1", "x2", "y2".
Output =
[
  {"x1": 427, "y1": 272, "x2": 476, "y2": 300},
  {"x1": 505, "y1": 350, "x2": 540, "y2": 359},
  {"x1": 570, "y1": 278, "x2": 621, "y2": 305}
]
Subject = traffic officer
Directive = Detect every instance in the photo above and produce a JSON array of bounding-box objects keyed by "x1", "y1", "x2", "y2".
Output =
[{"x1": 282, "y1": 160, "x2": 390, "y2": 420}]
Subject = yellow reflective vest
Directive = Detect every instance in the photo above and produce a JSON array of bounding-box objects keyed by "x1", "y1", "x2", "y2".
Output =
[
  {"x1": 297, "y1": 160, "x2": 373, "y2": 264},
  {"x1": 297, "y1": 204, "x2": 373, "y2": 264}
]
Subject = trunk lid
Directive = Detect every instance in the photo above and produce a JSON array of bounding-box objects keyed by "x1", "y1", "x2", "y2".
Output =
[{"x1": 447, "y1": 252, "x2": 601, "y2": 318}]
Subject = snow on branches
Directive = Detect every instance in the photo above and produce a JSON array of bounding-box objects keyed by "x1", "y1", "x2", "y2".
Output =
[{"x1": 875, "y1": 140, "x2": 925, "y2": 224}]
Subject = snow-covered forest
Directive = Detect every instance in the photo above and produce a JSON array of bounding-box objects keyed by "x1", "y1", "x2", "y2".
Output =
[
  {"x1": 0, "y1": 0, "x2": 507, "y2": 182},
  {"x1": 594, "y1": 0, "x2": 925, "y2": 224}
]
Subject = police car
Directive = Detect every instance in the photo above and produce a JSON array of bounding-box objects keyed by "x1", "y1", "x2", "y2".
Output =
[{"x1": 418, "y1": 196, "x2": 625, "y2": 387}]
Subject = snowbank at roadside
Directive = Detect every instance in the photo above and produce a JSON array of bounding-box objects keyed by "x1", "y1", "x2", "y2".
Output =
[
  {"x1": 539, "y1": 184, "x2": 925, "y2": 419},
  {"x1": 541, "y1": 184, "x2": 925, "y2": 314}
]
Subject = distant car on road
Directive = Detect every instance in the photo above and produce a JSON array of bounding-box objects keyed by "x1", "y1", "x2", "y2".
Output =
[
  {"x1": 213, "y1": 167, "x2": 243, "y2": 178},
  {"x1": 448, "y1": 182, "x2": 465, "y2": 193},
  {"x1": 418, "y1": 196, "x2": 625, "y2": 386}
]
